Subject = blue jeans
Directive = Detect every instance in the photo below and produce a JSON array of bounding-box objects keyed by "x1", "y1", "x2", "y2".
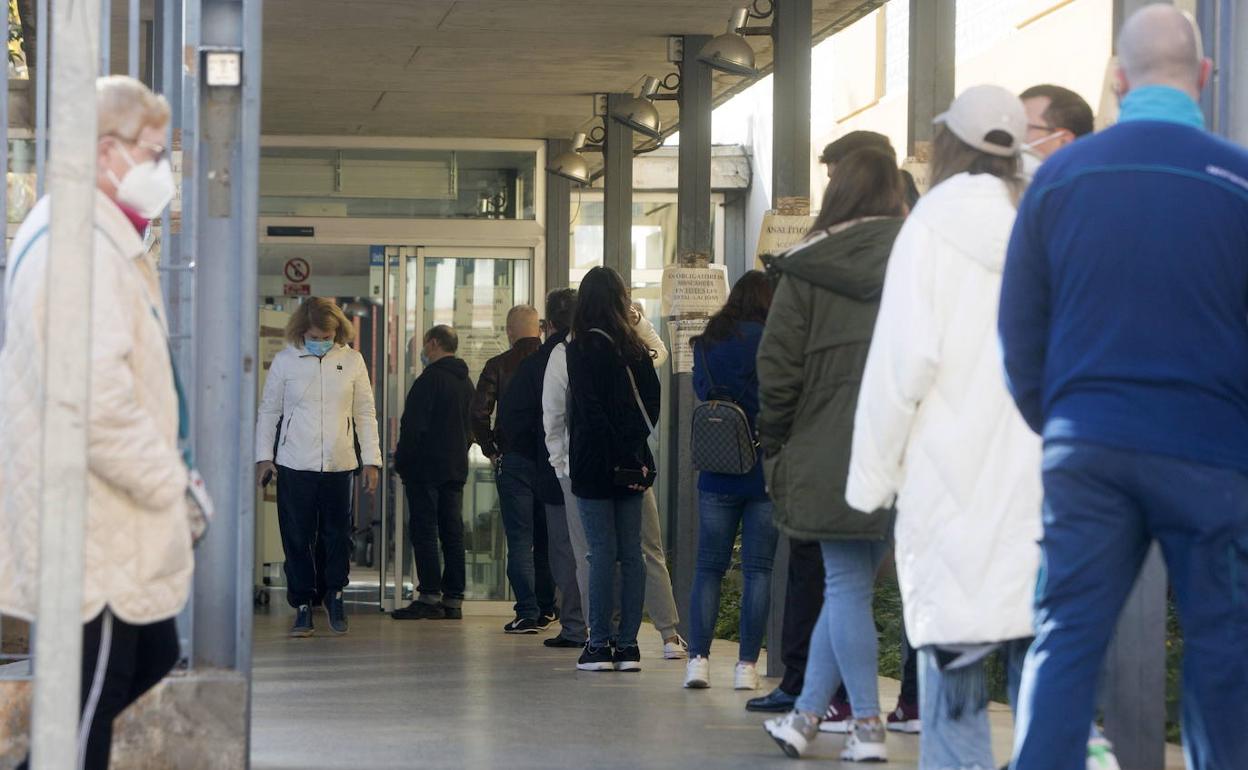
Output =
[
  {"x1": 688, "y1": 492, "x2": 778, "y2": 661},
  {"x1": 795, "y1": 539, "x2": 887, "y2": 718},
  {"x1": 919, "y1": 639, "x2": 1027, "y2": 770},
  {"x1": 1013, "y1": 442, "x2": 1248, "y2": 770},
  {"x1": 496, "y1": 453, "x2": 555, "y2": 620},
  {"x1": 577, "y1": 494, "x2": 645, "y2": 648}
]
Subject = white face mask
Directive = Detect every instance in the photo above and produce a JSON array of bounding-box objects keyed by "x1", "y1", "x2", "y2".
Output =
[
  {"x1": 108, "y1": 145, "x2": 176, "y2": 219},
  {"x1": 1021, "y1": 130, "x2": 1066, "y2": 158}
]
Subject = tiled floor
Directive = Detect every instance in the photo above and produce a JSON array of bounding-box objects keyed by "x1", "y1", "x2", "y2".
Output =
[{"x1": 250, "y1": 602, "x2": 1186, "y2": 770}]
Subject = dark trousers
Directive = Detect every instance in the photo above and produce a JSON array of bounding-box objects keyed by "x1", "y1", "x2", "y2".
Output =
[
  {"x1": 1013, "y1": 442, "x2": 1248, "y2": 770},
  {"x1": 496, "y1": 453, "x2": 556, "y2": 619},
  {"x1": 780, "y1": 538, "x2": 919, "y2": 704},
  {"x1": 276, "y1": 466, "x2": 355, "y2": 608},
  {"x1": 406, "y1": 480, "x2": 467, "y2": 602},
  {"x1": 19, "y1": 610, "x2": 180, "y2": 770}
]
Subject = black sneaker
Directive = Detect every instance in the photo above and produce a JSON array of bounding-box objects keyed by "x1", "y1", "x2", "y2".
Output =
[
  {"x1": 391, "y1": 601, "x2": 445, "y2": 620},
  {"x1": 613, "y1": 644, "x2": 642, "y2": 673},
  {"x1": 577, "y1": 643, "x2": 615, "y2": 671},
  {"x1": 324, "y1": 592, "x2": 348, "y2": 635},
  {"x1": 439, "y1": 603, "x2": 463, "y2": 620},
  {"x1": 537, "y1": 608, "x2": 560, "y2": 630},
  {"x1": 504, "y1": 617, "x2": 540, "y2": 634},
  {"x1": 289, "y1": 604, "x2": 314, "y2": 637},
  {"x1": 544, "y1": 635, "x2": 583, "y2": 649}
]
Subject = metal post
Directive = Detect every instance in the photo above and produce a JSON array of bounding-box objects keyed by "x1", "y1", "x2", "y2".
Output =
[
  {"x1": 128, "y1": 0, "x2": 140, "y2": 78},
  {"x1": 907, "y1": 0, "x2": 955, "y2": 157},
  {"x1": 604, "y1": 93, "x2": 633, "y2": 285},
  {"x1": 28, "y1": 0, "x2": 100, "y2": 764},
  {"x1": 668, "y1": 34, "x2": 713, "y2": 641},
  {"x1": 100, "y1": 0, "x2": 111, "y2": 75},
  {"x1": 772, "y1": 0, "x2": 811, "y2": 205},
  {"x1": 544, "y1": 138, "x2": 571, "y2": 291},
  {"x1": 190, "y1": 0, "x2": 261, "y2": 691},
  {"x1": 1198, "y1": 0, "x2": 1236, "y2": 136},
  {"x1": 34, "y1": 0, "x2": 46, "y2": 194},
  {"x1": 765, "y1": 0, "x2": 812, "y2": 679},
  {"x1": 1230, "y1": 0, "x2": 1248, "y2": 145}
]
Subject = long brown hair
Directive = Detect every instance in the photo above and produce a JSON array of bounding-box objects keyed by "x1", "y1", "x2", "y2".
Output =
[
  {"x1": 929, "y1": 125, "x2": 1027, "y2": 206},
  {"x1": 572, "y1": 266, "x2": 648, "y2": 361},
  {"x1": 695, "y1": 271, "x2": 772, "y2": 347},
  {"x1": 809, "y1": 148, "x2": 907, "y2": 234},
  {"x1": 285, "y1": 297, "x2": 356, "y2": 346}
]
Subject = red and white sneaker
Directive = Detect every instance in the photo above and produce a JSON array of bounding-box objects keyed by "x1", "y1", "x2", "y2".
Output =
[
  {"x1": 819, "y1": 698, "x2": 853, "y2": 734},
  {"x1": 886, "y1": 698, "x2": 921, "y2": 734}
]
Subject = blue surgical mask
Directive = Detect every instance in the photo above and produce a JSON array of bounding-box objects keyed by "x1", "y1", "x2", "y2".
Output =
[{"x1": 305, "y1": 338, "x2": 333, "y2": 357}]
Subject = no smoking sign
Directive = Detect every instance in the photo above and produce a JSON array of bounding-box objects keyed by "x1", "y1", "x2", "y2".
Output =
[{"x1": 284, "y1": 258, "x2": 310, "y2": 283}]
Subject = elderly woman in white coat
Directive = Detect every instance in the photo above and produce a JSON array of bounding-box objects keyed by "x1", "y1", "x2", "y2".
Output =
[
  {"x1": 0, "y1": 76, "x2": 197, "y2": 770},
  {"x1": 845, "y1": 86, "x2": 1043, "y2": 770},
  {"x1": 256, "y1": 297, "x2": 382, "y2": 638}
]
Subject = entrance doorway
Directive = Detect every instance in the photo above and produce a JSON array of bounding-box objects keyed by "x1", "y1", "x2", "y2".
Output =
[{"x1": 256, "y1": 240, "x2": 533, "y2": 613}]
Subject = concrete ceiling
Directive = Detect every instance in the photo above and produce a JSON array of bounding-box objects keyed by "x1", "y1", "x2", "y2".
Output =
[{"x1": 262, "y1": 0, "x2": 884, "y2": 139}]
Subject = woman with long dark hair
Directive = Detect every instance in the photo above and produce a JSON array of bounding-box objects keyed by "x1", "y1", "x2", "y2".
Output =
[
  {"x1": 682, "y1": 271, "x2": 778, "y2": 691},
  {"x1": 565, "y1": 266, "x2": 661, "y2": 673},
  {"x1": 759, "y1": 147, "x2": 907, "y2": 762}
]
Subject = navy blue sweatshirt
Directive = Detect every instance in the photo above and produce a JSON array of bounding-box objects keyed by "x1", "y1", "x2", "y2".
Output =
[
  {"x1": 999, "y1": 88, "x2": 1248, "y2": 471},
  {"x1": 692, "y1": 321, "x2": 766, "y2": 498}
]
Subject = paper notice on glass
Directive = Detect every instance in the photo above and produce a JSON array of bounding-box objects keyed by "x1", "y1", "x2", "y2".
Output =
[
  {"x1": 667, "y1": 318, "x2": 709, "y2": 375},
  {"x1": 660, "y1": 265, "x2": 729, "y2": 318}
]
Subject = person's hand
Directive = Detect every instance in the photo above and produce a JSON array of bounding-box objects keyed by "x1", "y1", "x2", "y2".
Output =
[
  {"x1": 628, "y1": 465, "x2": 650, "y2": 492},
  {"x1": 256, "y1": 461, "x2": 277, "y2": 488},
  {"x1": 362, "y1": 466, "x2": 380, "y2": 495}
]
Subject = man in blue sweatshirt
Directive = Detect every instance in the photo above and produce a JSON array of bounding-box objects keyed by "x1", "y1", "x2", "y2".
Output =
[{"x1": 1000, "y1": 7, "x2": 1248, "y2": 770}]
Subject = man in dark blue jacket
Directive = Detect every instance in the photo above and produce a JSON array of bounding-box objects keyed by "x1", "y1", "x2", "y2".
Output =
[{"x1": 1000, "y1": 7, "x2": 1248, "y2": 770}]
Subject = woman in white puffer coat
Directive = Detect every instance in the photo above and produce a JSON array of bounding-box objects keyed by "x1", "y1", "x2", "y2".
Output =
[
  {"x1": 845, "y1": 85, "x2": 1042, "y2": 770},
  {"x1": 0, "y1": 76, "x2": 199, "y2": 770}
]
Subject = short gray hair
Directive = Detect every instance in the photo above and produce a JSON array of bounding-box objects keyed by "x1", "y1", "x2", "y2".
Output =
[
  {"x1": 97, "y1": 75, "x2": 171, "y2": 141},
  {"x1": 1118, "y1": 5, "x2": 1204, "y2": 90}
]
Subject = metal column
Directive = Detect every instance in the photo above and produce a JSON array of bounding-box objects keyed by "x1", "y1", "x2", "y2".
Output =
[
  {"x1": 668, "y1": 35, "x2": 714, "y2": 641},
  {"x1": 603, "y1": 93, "x2": 633, "y2": 284},
  {"x1": 1229, "y1": 0, "x2": 1248, "y2": 145},
  {"x1": 771, "y1": 0, "x2": 812, "y2": 205},
  {"x1": 1198, "y1": 0, "x2": 1238, "y2": 137},
  {"x1": 28, "y1": 0, "x2": 100, "y2": 764},
  {"x1": 545, "y1": 138, "x2": 572, "y2": 292},
  {"x1": 764, "y1": 0, "x2": 813, "y2": 680},
  {"x1": 907, "y1": 0, "x2": 955, "y2": 157},
  {"x1": 189, "y1": 0, "x2": 262, "y2": 693}
]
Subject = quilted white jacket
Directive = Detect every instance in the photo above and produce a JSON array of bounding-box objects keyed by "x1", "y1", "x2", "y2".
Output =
[
  {"x1": 0, "y1": 193, "x2": 193, "y2": 625},
  {"x1": 255, "y1": 343, "x2": 382, "y2": 472},
  {"x1": 846, "y1": 172, "x2": 1043, "y2": 648}
]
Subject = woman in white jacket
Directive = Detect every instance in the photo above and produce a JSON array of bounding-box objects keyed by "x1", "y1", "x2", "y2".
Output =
[
  {"x1": 1, "y1": 77, "x2": 197, "y2": 770},
  {"x1": 255, "y1": 298, "x2": 382, "y2": 638},
  {"x1": 845, "y1": 86, "x2": 1042, "y2": 770}
]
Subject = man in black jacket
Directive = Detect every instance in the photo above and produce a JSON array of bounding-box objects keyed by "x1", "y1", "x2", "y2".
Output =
[
  {"x1": 392, "y1": 325, "x2": 475, "y2": 620},
  {"x1": 498, "y1": 289, "x2": 585, "y2": 647}
]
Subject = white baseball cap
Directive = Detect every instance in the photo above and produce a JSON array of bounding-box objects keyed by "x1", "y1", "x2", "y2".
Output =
[{"x1": 934, "y1": 85, "x2": 1027, "y2": 158}]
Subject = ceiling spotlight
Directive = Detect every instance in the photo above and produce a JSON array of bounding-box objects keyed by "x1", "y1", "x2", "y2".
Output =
[
  {"x1": 609, "y1": 76, "x2": 662, "y2": 139},
  {"x1": 698, "y1": 8, "x2": 761, "y2": 77},
  {"x1": 547, "y1": 132, "x2": 592, "y2": 185}
]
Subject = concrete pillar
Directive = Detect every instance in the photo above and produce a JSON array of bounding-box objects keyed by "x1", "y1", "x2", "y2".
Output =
[
  {"x1": 765, "y1": 0, "x2": 812, "y2": 680},
  {"x1": 604, "y1": 94, "x2": 634, "y2": 284},
  {"x1": 669, "y1": 35, "x2": 714, "y2": 640},
  {"x1": 545, "y1": 138, "x2": 573, "y2": 292},
  {"x1": 189, "y1": 0, "x2": 262, "y2": 688},
  {"x1": 907, "y1": 0, "x2": 956, "y2": 157}
]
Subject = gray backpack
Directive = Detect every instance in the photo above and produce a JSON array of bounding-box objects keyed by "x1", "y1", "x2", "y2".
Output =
[{"x1": 690, "y1": 343, "x2": 758, "y2": 475}]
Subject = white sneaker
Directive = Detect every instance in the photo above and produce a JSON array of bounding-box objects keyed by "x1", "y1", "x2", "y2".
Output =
[
  {"x1": 1087, "y1": 736, "x2": 1122, "y2": 770},
  {"x1": 841, "y1": 720, "x2": 888, "y2": 762},
  {"x1": 663, "y1": 635, "x2": 689, "y2": 660},
  {"x1": 734, "y1": 661, "x2": 760, "y2": 691},
  {"x1": 764, "y1": 710, "x2": 819, "y2": 759},
  {"x1": 684, "y1": 656, "x2": 710, "y2": 689}
]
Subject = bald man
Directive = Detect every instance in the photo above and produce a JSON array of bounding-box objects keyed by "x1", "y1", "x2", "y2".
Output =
[
  {"x1": 473, "y1": 305, "x2": 559, "y2": 633},
  {"x1": 1001, "y1": 6, "x2": 1248, "y2": 770}
]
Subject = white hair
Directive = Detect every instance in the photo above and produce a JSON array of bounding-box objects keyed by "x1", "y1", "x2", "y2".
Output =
[
  {"x1": 97, "y1": 75, "x2": 171, "y2": 141},
  {"x1": 1118, "y1": 4, "x2": 1204, "y2": 91}
]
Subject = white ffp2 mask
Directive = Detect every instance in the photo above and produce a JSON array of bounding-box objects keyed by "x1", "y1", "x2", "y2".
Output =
[{"x1": 109, "y1": 145, "x2": 176, "y2": 219}]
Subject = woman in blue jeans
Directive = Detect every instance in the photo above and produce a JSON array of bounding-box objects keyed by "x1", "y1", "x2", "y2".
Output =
[
  {"x1": 565, "y1": 266, "x2": 661, "y2": 673},
  {"x1": 683, "y1": 271, "x2": 778, "y2": 691}
]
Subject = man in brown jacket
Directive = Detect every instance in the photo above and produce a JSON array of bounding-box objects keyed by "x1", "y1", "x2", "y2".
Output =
[{"x1": 472, "y1": 305, "x2": 557, "y2": 633}]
